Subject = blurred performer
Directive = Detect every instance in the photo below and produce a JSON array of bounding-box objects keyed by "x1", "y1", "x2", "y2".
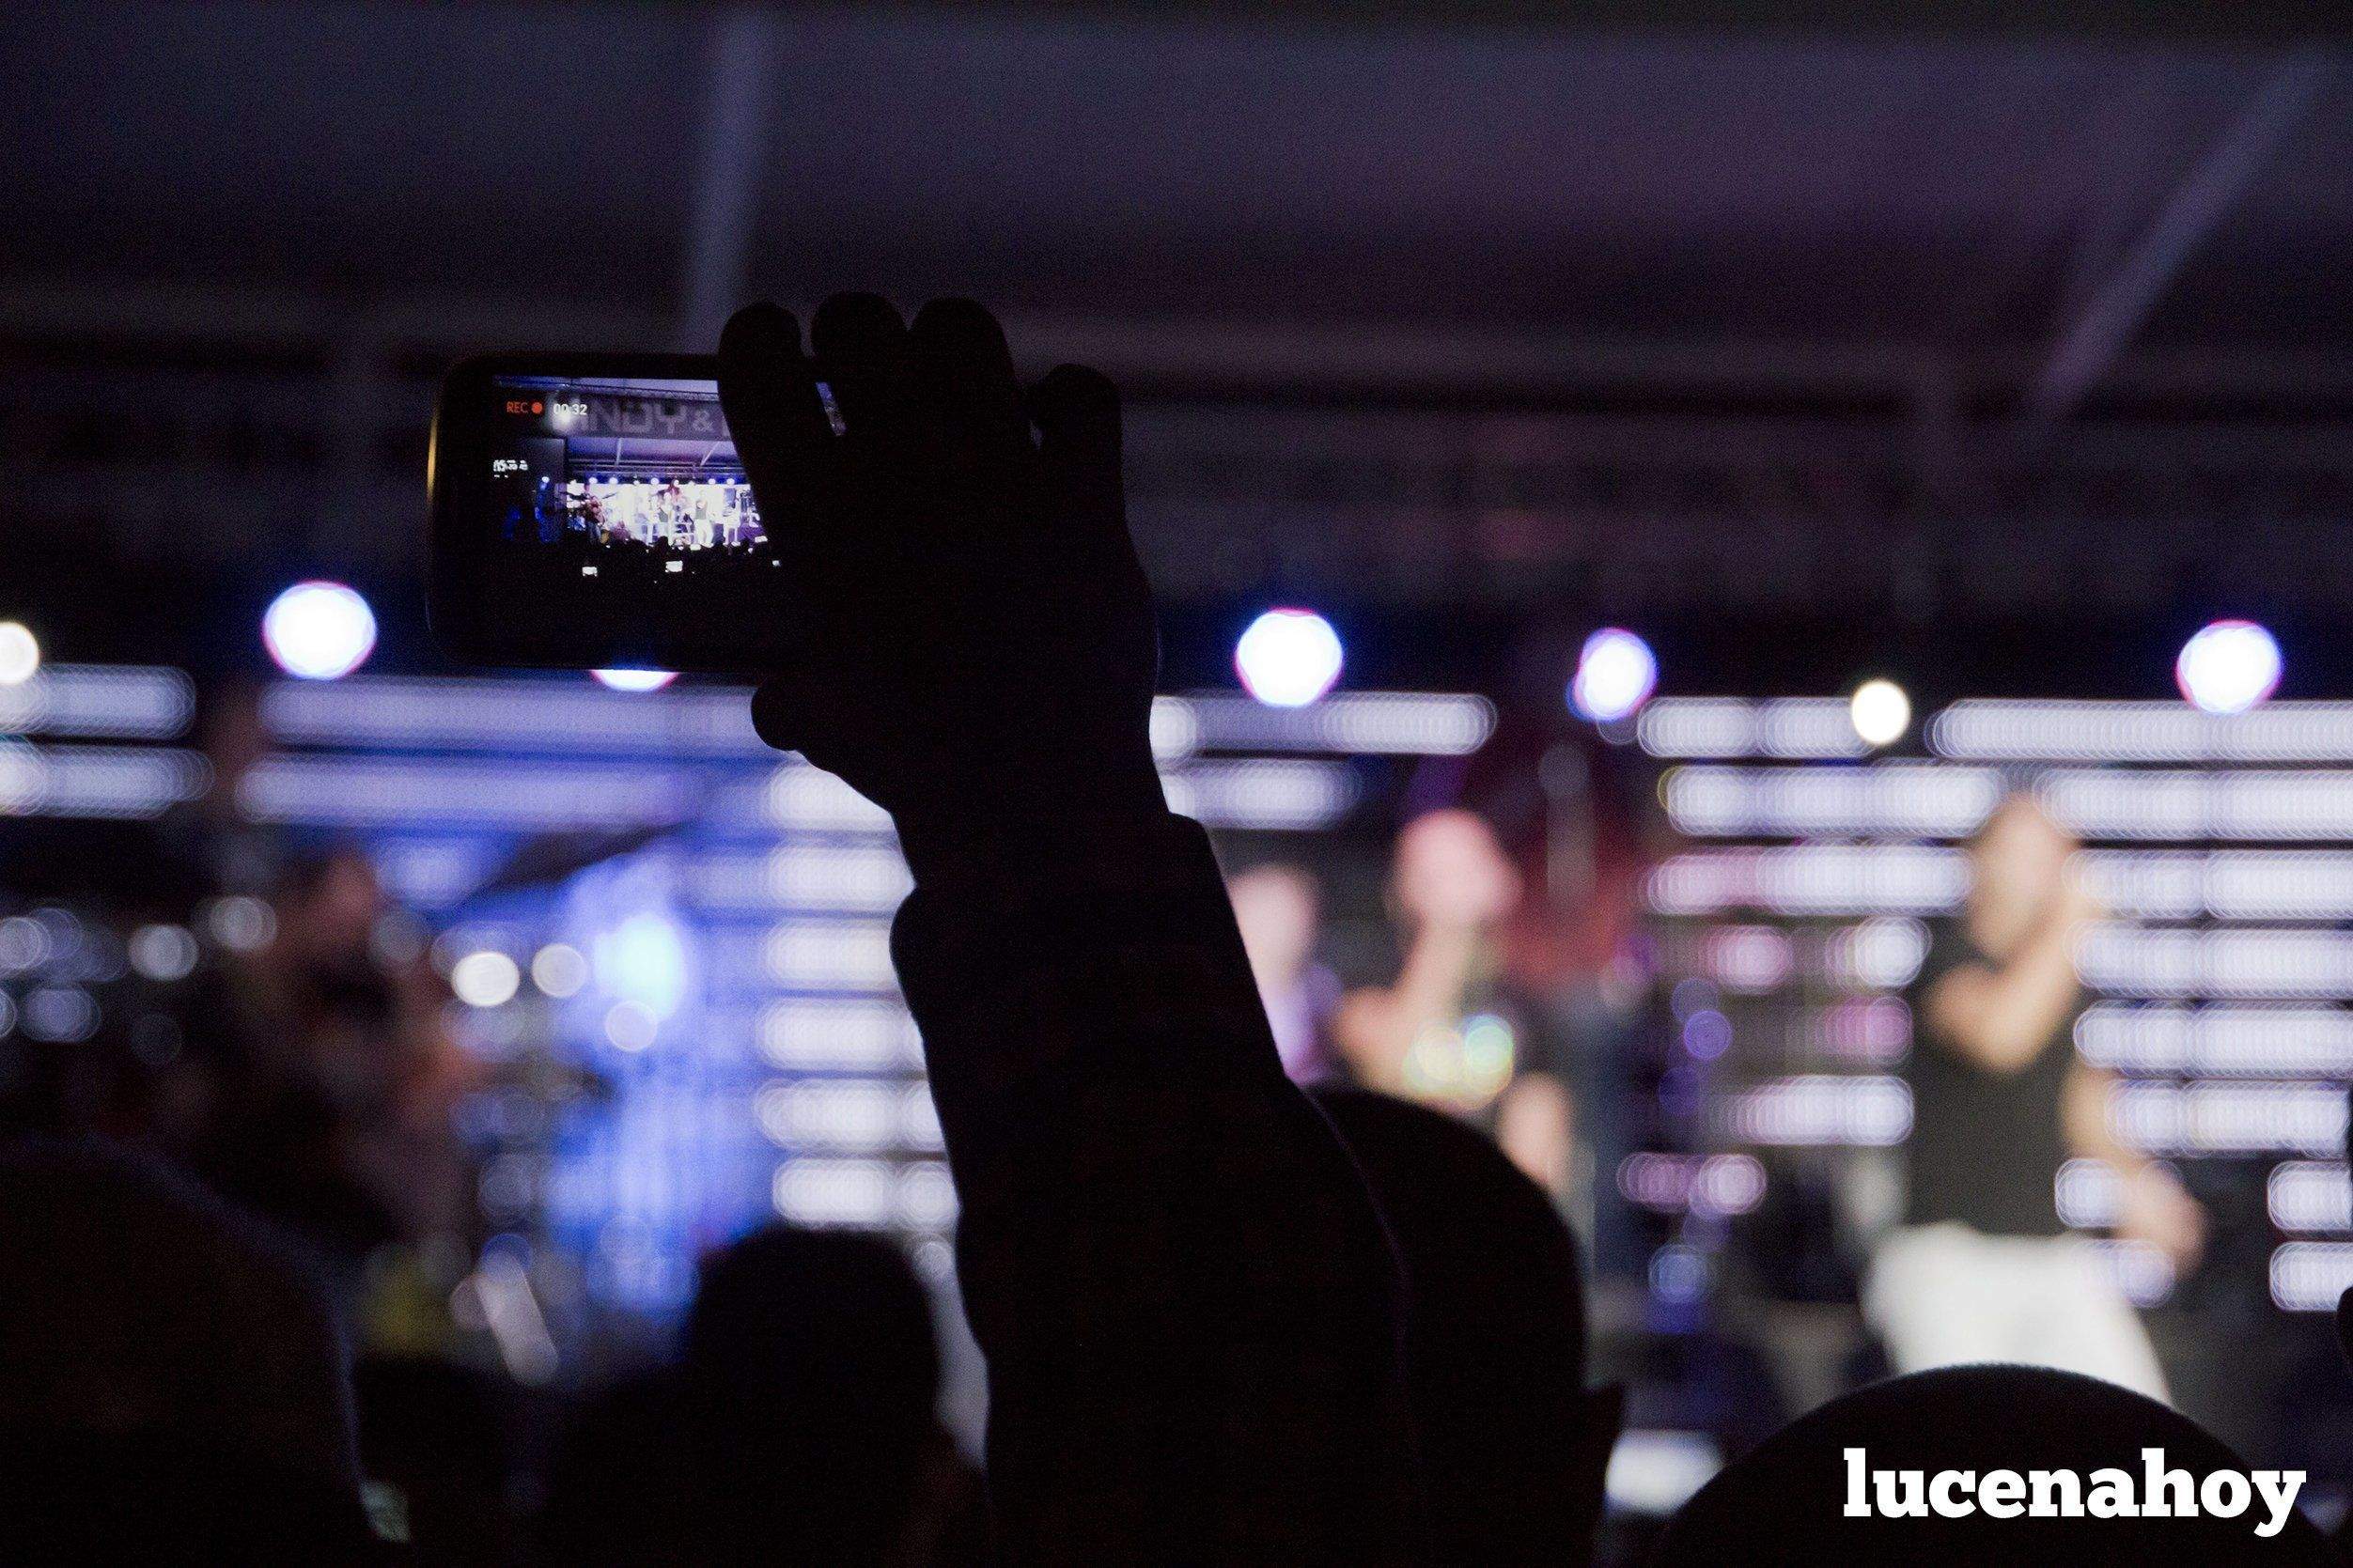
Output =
[
  {"x1": 1866, "y1": 793, "x2": 2202, "y2": 1401},
  {"x1": 565, "y1": 477, "x2": 595, "y2": 536},
  {"x1": 1228, "y1": 862, "x2": 1341, "y2": 1083},
  {"x1": 1334, "y1": 809, "x2": 1574, "y2": 1197},
  {"x1": 657, "y1": 477, "x2": 690, "y2": 543}
]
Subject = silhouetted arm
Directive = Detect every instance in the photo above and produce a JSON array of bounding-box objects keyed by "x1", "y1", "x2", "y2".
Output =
[
  {"x1": 719, "y1": 294, "x2": 1426, "y2": 1563},
  {"x1": 895, "y1": 815, "x2": 1425, "y2": 1562}
]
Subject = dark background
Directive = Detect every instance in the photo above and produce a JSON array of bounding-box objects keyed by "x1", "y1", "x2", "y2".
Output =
[{"x1": 8, "y1": 3, "x2": 2352, "y2": 699}]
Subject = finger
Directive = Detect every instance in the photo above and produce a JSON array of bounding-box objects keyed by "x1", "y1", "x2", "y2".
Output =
[
  {"x1": 718, "y1": 303, "x2": 834, "y2": 537},
  {"x1": 809, "y1": 292, "x2": 912, "y2": 434},
  {"x1": 1027, "y1": 363, "x2": 1127, "y2": 548},
  {"x1": 750, "y1": 669, "x2": 847, "y2": 768},
  {"x1": 910, "y1": 298, "x2": 1029, "y2": 467}
]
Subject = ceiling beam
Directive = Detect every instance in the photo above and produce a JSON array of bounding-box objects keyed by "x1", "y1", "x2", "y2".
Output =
[
  {"x1": 2024, "y1": 51, "x2": 2333, "y2": 431},
  {"x1": 678, "y1": 7, "x2": 779, "y2": 353}
]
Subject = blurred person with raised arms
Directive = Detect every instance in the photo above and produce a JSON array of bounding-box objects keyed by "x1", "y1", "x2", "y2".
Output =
[
  {"x1": 1333, "y1": 807, "x2": 1576, "y2": 1199},
  {"x1": 1866, "y1": 792, "x2": 2203, "y2": 1400}
]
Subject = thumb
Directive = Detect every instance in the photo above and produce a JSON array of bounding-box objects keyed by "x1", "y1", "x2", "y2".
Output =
[
  {"x1": 751, "y1": 670, "x2": 850, "y2": 770},
  {"x1": 718, "y1": 303, "x2": 835, "y2": 533}
]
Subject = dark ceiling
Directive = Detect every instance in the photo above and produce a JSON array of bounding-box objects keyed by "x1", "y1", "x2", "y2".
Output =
[
  {"x1": 7, "y1": 5, "x2": 2352, "y2": 675},
  {"x1": 7, "y1": 5, "x2": 2349, "y2": 358}
]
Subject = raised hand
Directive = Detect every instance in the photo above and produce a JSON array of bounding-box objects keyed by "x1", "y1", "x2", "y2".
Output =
[{"x1": 718, "y1": 294, "x2": 1163, "y2": 848}]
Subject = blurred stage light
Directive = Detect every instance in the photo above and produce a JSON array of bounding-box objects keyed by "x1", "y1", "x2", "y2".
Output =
[
  {"x1": 1660, "y1": 763, "x2": 2000, "y2": 840},
  {"x1": 897, "y1": 1160, "x2": 958, "y2": 1226},
  {"x1": 1849, "y1": 679, "x2": 1910, "y2": 748},
  {"x1": 530, "y1": 943, "x2": 588, "y2": 999},
  {"x1": 604, "y1": 999, "x2": 660, "y2": 1052},
  {"x1": 1570, "y1": 629, "x2": 1658, "y2": 722},
  {"x1": 758, "y1": 999, "x2": 922, "y2": 1071},
  {"x1": 756, "y1": 1079, "x2": 902, "y2": 1151},
  {"x1": 591, "y1": 668, "x2": 678, "y2": 692},
  {"x1": 263, "y1": 582, "x2": 377, "y2": 680},
  {"x1": 263, "y1": 676, "x2": 759, "y2": 754},
  {"x1": 1176, "y1": 691, "x2": 1494, "y2": 755},
  {"x1": 127, "y1": 924, "x2": 199, "y2": 983},
  {"x1": 2111, "y1": 1079, "x2": 2345, "y2": 1156},
  {"x1": 2267, "y1": 1161, "x2": 2351, "y2": 1234},
  {"x1": 1235, "y1": 609, "x2": 1344, "y2": 707},
  {"x1": 772, "y1": 1157, "x2": 896, "y2": 1225},
  {"x1": 2176, "y1": 620, "x2": 2281, "y2": 714},
  {"x1": 2271, "y1": 1241, "x2": 2353, "y2": 1312},
  {"x1": 0, "y1": 622, "x2": 39, "y2": 687},
  {"x1": 2093, "y1": 1239, "x2": 2176, "y2": 1308},
  {"x1": 766, "y1": 920, "x2": 897, "y2": 990},
  {"x1": 1718, "y1": 1075, "x2": 1912, "y2": 1146},
  {"x1": 1638, "y1": 697, "x2": 1864, "y2": 759},
  {"x1": 450, "y1": 950, "x2": 522, "y2": 1008},
  {"x1": 599, "y1": 913, "x2": 689, "y2": 1017},
  {"x1": 21, "y1": 986, "x2": 99, "y2": 1043},
  {"x1": 2078, "y1": 1002, "x2": 2353, "y2": 1078},
  {"x1": 203, "y1": 895, "x2": 275, "y2": 953},
  {"x1": 1160, "y1": 758, "x2": 1358, "y2": 831}
]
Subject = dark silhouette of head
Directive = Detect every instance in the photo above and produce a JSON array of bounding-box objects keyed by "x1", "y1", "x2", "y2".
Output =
[
  {"x1": 540, "y1": 1222, "x2": 960, "y2": 1566},
  {"x1": 352, "y1": 1355, "x2": 514, "y2": 1566},
  {"x1": 1311, "y1": 1086, "x2": 1621, "y2": 1563},
  {"x1": 683, "y1": 1221, "x2": 942, "y2": 1421},
  {"x1": 1655, "y1": 1364, "x2": 2333, "y2": 1563},
  {"x1": 0, "y1": 1138, "x2": 375, "y2": 1559}
]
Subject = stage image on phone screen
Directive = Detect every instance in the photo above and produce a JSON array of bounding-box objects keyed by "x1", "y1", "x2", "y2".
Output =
[{"x1": 486, "y1": 374, "x2": 777, "y2": 588}]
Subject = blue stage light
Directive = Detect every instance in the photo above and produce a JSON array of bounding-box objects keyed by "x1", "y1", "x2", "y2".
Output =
[
  {"x1": 2176, "y1": 620, "x2": 2282, "y2": 715},
  {"x1": 600, "y1": 912, "x2": 691, "y2": 1019},
  {"x1": 1235, "y1": 609, "x2": 1344, "y2": 707},
  {"x1": 592, "y1": 668, "x2": 679, "y2": 692},
  {"x1": 262, "y1": 582, "x2": 376, "y2": 681},
  {"x1": 1570, "y1": 628, "x2": 1658, "y2": 722}
]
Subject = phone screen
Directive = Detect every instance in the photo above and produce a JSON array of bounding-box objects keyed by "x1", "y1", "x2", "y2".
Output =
[
  {"x1": 430, "y1": 354, "x2": 831, "y2": 670},
  {"x1": 485, "y1": 375, "x2": 773, "y2": 584}
]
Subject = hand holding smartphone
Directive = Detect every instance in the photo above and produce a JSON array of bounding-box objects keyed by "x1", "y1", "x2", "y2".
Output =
[{"x1": 428, "y1": 295, "x2": 1165, "y2": 840}]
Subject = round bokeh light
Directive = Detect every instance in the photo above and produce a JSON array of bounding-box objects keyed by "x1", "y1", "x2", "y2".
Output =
[
  {"x1": 1849, "y1": 678, "x2": 1912, "y2": 748},
  {"x1": 1569, "y1": 628, "x2": 1658, "y2": 722},
  {"x1": 592, "y1": 668, "x2": 679, "y2": 692},
  {"x1": 2175, "y1": 620, "x2": 2282, "y2": 715},
  {"x1": 262, "y1": 582, "x2": 377, "y2": 681},
  {"x1": 1235, "y1": 609, "x2": 1345, "y2": 707}
]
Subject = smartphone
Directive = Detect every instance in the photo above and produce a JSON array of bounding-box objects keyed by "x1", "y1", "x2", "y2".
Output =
[{"x1": 429, "y1": 352, "x2": 809, "y2": 671}]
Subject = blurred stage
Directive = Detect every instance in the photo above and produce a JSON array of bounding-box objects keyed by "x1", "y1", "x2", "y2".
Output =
[{"x1": 8, "y1": 654, "x2": 2353, "y2": 1530}]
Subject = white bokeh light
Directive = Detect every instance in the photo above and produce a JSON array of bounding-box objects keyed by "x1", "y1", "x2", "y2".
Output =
[
  {"x1": 531, "y1": 943, "x2": 589, "y2": 998},
  {"x1": 605, "y1": 999, "x2": 660, "y2": 1052},
  {"x1": 591, "y1": 668, "x2": 678, "y2": 692},
  {"x1": 2176, "y1": 620, "x2": 2283, "y2": 715},
  {"x1": 1849, "y1": 679, "x2": 1911, "y2": 748},
  {"x1": 449, "y1": 950, "x2": 522, "y2": 1008},
  {"x1": 262, "y1": 582, "x2": 377, "y2": 681},
  {"x1": 0, "y1": 622, "x2": 39, "y2": 688},
  {"x1": 1235, "y1": 609, "x2": 1345, "y2": 707},
  {"x1": 1570, "y1": 628, "x2": 1659, "y2": 722}
]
